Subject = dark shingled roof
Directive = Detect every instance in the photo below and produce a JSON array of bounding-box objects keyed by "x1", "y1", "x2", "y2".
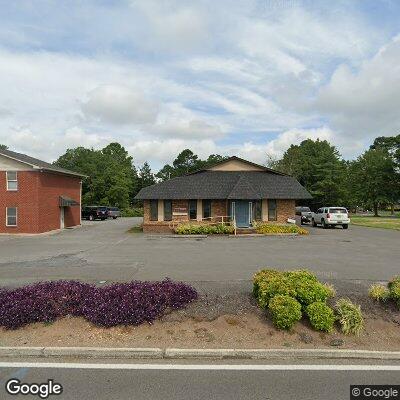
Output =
[
  {"x1": 0, "y1": 148, "x2": 86, "y2": 178},
  {"x1": 135, "y1": 170, "x2": 312, "y2": 200}
]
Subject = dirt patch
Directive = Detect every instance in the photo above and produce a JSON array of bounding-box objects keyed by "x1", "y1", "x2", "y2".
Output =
[{"x1": 1, "y1": 313, "x2": 399, "y2": 350}]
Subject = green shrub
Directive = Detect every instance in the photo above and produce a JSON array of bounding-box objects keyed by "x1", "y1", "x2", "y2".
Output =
[
  {"x1": 252, "y1": 269, "x2": 282, "y2": 298},
  {"x1": 285, "y1": 269, "x2": 318, "y2": 285},
  {"x1": 254, "y1": 223, "x2": 309, "y2": 235},
  {"x1": 335, "y1": 298, "x2": 364, "y2": 336},
  {"x1": 257, "y1": 275, "x2": 296, "y2": 308},
  {"x1": 121, "y1": 207, "x2": 143, "y2": 217},
  {"x1": 388, "y1": 277, "x2": 400, "y2": 307},
  {"x1": 368, "y1": 284, "x2": 390, "y2": 301},
  {"x1": 306, "y1": 302, "x2": 335, "y2": 332},
  {"x1": 175, "y1": 223, "x2": 234, "y2": 235},
  {"x1": 268, "y1": 295, "x2": 302, "y2": 330},
  {"x1": 295, "y1": 281, "x2": 334, "y2": 306}
]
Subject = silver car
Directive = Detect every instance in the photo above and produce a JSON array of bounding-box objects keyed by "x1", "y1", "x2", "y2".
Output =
[{"x1": 107, "y1": 207, "x2": 121, "y2": 219}]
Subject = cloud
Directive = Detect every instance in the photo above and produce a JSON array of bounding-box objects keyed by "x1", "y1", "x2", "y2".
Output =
[
  {"x1": 129, "y1": 0, "x2": 211, "y2": 53},
  {"x1": 82, "y1": 84, "x2": 159, "y2": 125},
  {"x1": 316, "y1": 35, "x2": 400, "y2": 143}
]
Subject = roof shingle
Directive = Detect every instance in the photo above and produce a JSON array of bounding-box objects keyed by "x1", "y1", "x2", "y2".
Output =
[{"x1": 135, "y1": 170, "x2": 312, "y2": 200}]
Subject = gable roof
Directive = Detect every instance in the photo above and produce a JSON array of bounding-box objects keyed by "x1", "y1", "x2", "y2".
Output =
[
  {"x1": 190, "y1": 156, "x2": 287, "y2": 175},
  {"x1": 0, "y1": 148, "x2": 86, "y2": 178},
  {"x1": 135, "y1": 170, "x2": 312, "y2": 200}
]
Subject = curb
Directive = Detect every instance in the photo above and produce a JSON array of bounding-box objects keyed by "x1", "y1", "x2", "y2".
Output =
[{"x1": 1, "y1": 347, "x2": 400, "y2": 361}]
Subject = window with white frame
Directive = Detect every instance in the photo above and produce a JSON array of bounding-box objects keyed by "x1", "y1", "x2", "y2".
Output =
[
  {"x1": 6, "y1": 171, "x2": 18, "y2": 191},
  {"x1": 6, "y1": 207, "x2": 17, "y2": 226}
]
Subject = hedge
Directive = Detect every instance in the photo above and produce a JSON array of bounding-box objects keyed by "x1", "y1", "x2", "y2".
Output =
[
  {"x1": 254, "y1": 223, "x2": 309, "y2": 235},
  {"x1": 175, "y1": 223, "x2": 234, "y2": 235},
  {"x1": 0, "y1": 279, "x2": 198, "y2": 329}
]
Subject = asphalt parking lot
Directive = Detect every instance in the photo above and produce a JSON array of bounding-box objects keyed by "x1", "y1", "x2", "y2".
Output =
[{"x1": 0, "y1": 217, "x2": 398, "y2": 287}]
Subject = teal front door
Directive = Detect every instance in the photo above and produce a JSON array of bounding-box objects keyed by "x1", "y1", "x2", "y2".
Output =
[{"x1": 235, "y1": 200, "x2": 250, "y2": 228}]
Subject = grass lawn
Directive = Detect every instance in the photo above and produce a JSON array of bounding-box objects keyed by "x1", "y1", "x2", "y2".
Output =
[
  {"x1": 127, "y1": 225, "x2": 143, "y2": 233},
  {"x1": 350, "y1": 215, "x2": 400, "y2": 231}
]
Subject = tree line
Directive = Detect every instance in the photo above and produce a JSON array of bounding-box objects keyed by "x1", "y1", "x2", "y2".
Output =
[
  {"x1": 269, "y1": 135, "x2": 400, "y2": 215},
  {"x1": 2, "y1": 134, "x2": 399, "y2": 215}
]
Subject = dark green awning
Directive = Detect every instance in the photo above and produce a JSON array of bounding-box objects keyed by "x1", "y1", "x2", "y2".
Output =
[{"x1": 59, "y1": 196, "x2": 79, "y2": 207}]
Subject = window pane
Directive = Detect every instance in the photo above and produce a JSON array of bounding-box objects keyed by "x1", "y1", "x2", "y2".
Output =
[
  {"x1": 7, "y1": 171, "x2": 17, "y2": 181},
  {"x1": 203, "y1": 200, "x2": 211, "y2": 219},
  {"x1": 253, "y1": 200, "x2": 262, "y2": 221},
  {"x1": 7, "y1": 207, "x2": 17, "y2": 226},
  {"x1": 268, "y1": 199, "x2": 277, "y2": 221},
  {"x1": 150, "y1": 200, "x2": 158, "y2": 221},
  {"x1": 7, "y1": 181, "x2": 18, "y2": 190},
  {"x1": 189, "y1": 200, "x2": 197, "y2": 220},
  {"x1": 164, "y1": 200, "x2": 172, "y2": 221}
]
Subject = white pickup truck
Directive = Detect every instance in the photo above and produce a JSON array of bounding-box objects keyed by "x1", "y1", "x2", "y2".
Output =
[{"x1": 312, "y1": 207, "x2": 350, "y2": 229}]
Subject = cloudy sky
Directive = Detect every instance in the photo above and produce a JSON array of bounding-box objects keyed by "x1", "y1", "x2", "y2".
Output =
[{"x1": 0, "y1": 0, "x2": 399, "y2": 169}]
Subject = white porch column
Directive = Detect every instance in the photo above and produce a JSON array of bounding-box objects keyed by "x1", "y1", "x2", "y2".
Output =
[
  {"x1": 262, "y1": 199, "x2": 268, "y2": 222},
  {"x1": 158, "y1": 200, "x2": 164, "y2": 221},
  {"x1": 197, "y1": 199, "x2": 202, "y2": 221}
]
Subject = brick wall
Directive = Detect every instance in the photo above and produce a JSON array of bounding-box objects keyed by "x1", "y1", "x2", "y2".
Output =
[
  {"x1": 0, "y1": 171, "x2": 40, "y2": 233},
  {"x1": 276, "y1": 199, "x2": 295, "y2": 223},
  {"x1": 0, "y1": 170, "x2": 81, "y2": 234},
  {"x1": 172, "y1": 199, "x2": 189, "y2": 222},
  {"x1": 211, "y1": 199, "x2": 228, "y2": 220},
  {"x1": 38, "y1": 172, "x2": 81, "y2": 232}
]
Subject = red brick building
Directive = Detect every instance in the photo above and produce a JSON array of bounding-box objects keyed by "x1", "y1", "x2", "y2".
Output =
[
  {"x1": 0, "y1": 149, "x2": 85, "y2": 234},
  {"x1": 135, "y1": 156, "x2": 312, "y2": 233}
]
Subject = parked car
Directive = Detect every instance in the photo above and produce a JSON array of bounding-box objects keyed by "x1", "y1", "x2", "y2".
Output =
[
  {"x1": 295, "y1": 206, "x2": 313, "y2": 225},
  {"x1": 107, "y1": 207, "x2": 121, "y2": 219},
  {"x1": 82, "y1": 206, "x2": 109, "y2": 221},
  {"x1": 312, "y1": 207, "x2": 350, "y2": 229}
]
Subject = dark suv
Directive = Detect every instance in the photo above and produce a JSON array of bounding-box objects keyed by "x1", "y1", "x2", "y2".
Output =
[
  {"x1": 82, "y1": 206, "x2": 109, "y2": 221},
  {"x1": 295, "y1": 206, "x2": 313, "y2": 225}
]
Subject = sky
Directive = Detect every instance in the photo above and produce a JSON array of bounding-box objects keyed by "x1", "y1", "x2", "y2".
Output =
[{"x1": 0, "y1": 0, "x2": 400, "y2": 170}]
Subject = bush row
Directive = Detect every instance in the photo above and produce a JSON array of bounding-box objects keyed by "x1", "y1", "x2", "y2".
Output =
[
  {"x1": 253, "y1": 268, "x2": 363, "y2": 335},
  {"x1": 254, "y1": 223, "x2": 309, "y2": 235},
  {"x1": 0, "y1": 279, "x2": 198, "y2": 329},
  {"x1": 121, "y1": 207, "x2": 144, "y2": 217},
  {"x1": 369, "y1": 276, "x2": 400, "y2": 307},
  {"x1": 175, "y1": 223, "x2": 234, "y2": 235}
]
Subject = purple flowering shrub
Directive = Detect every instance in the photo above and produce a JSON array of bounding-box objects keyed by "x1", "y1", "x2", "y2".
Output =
[{"x1": 0, "y1": 279, "x2": 198, "y2": 329}]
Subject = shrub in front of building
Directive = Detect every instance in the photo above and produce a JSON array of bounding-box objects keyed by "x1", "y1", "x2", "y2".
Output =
[
  {"x1": 254, "y1": 223, "x2": 309, "y2": 235},
  {"x1": 0, "y1": 279, "x2": 197, "y2": 329},
  {"x1": 175, "y1": 223, "x2": 234, "y2": 235}
]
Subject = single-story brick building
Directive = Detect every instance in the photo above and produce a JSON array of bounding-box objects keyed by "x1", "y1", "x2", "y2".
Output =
[
  {"x1": 135, "y1": 156, "x2": 312, "y2": 233},
  {"x1": 0, "y1": 148, "x2": 85, "y2": 234}
]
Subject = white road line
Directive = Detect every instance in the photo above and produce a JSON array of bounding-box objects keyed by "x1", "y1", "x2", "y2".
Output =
[{"x1": 0, "y1": 363, "x2": 399, "y2": 371}]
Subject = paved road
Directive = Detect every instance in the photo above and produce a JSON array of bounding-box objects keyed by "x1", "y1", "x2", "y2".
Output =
[
  {"x1": 0, "y1": 217, "x2": 399, "y2": 286},
  {"x1": 0, "y1": 361, "x2": 399, "y2": 400}
]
